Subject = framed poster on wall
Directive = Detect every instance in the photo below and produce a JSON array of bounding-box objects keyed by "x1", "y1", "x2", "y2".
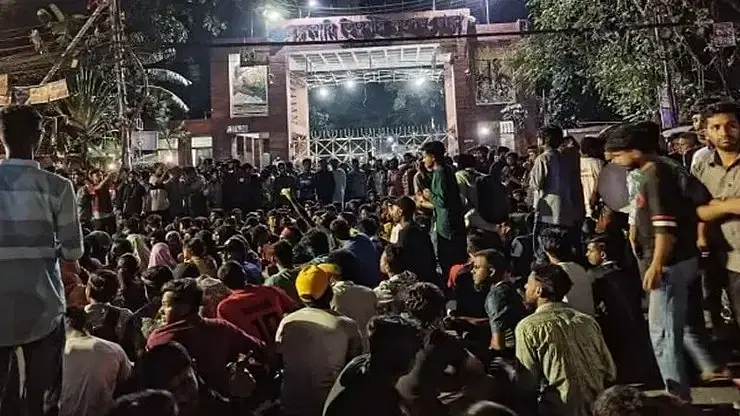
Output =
[{"x1": 229, "y1": 54, "x2": 269, "y2": 118}]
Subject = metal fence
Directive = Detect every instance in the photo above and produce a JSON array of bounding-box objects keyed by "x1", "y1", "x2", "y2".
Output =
[{"x1": 300, "y1": 125, "x2": 450, "y2": 161}]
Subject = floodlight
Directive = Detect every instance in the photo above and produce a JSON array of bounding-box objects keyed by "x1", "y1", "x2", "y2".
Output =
[
  {"x1": 308, "y1": 0, "x2": 319, "y2": 7},
  {"x1": 345, "y1": 79, "x2": 356, "y2": 89},
  {"x1": 317, "y1": 86, "x2": 330, "y2": 98},
  {"x1": 478, "y1": 126, "x2": 491, "y2": 137},
  {"x1": 264, "y1": 9, "x2": 282, "y2": 21},
  {"x1": 414, "y1": 77, "x2": 426, "y2": 87}
]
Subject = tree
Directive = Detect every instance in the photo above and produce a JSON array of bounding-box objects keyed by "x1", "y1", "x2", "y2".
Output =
[{"x1": 507, "y1": 0, "x2": 726, "y2": 125}]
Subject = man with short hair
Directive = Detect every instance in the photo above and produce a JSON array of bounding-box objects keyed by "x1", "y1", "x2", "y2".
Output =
[
  {"x1": 471, "y1": 249, "x2": 527, "y2": 354},
  {"x1": 421, "y1": 140, "x2": 467, "y2": 278},
  {"x1": 0, "y1": 105, "x2": 83, "y2": 416},
  {"x1": 529, "y1": 125, "x2": 585, "y2": 264},
  {"x1": 389, "y1": 196, "x2": 437, "y2": 282},
  {"x1": 516, "y1": 264, "x2": 615, "y2": 416},
  {"x1": 606, "y1": 123, "x2": 703, "y2": 401},
  {"x1": 540, "y1": 228, "x2": 594, "y2": 316},
  {"x1": 265, "y1": 240, "x2": 302, "y2": 304},
  {"x1": 147, "y1": 278, "x2": 266, "y2": 397},
  {"x1": 694, "y1": 102, "x2": 740, "y2": 330},
  {"x1": 330, "y1": 218, "x2": 380, "y2": 287},
  {"x1": 276, "y1": 265, "x2": 363, "y2": 416}
]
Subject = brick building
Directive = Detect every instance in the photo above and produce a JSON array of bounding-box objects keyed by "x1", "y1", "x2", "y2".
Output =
[{"x1": 175, "y1": 9, "x2": 535, "y2": 166}]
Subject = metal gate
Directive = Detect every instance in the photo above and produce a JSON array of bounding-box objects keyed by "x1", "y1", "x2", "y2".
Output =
[{"x1": 297, "y1": 126, "x2": 450, "y2": 161}]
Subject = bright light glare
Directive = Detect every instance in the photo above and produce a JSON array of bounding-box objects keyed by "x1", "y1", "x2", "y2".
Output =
[
  {"x1": 386, "y1": 136, "x2": 395, "y2": 143},
  {"x1": 264, "y1": 9, "x2": 282, "y2": 21},
  {"x1": 317, "y1": 87, "x2": 330, "y2": 98},
  {"x1": 345, "y1": 79, "x2": 356, "y2": 89},
  {"x1": 414, "y1": 77, "x2": 426, "y2": 87},
  {"x1": 478, "y1": 126, "x2": 491, "y2": 137},
  {"x1": 308, "y1": 0, "x2": 319, "y2": 7},
  {"x1": 164, "y1": 154, "x2": 176, "y2": 164},
  {"x1": 107, "y1": 162, "x2": 117, "y2": 171}
]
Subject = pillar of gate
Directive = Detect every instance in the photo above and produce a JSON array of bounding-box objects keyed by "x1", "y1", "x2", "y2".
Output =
[{"x1": 287, "y1": 71, "x2": 310, "y2": 161}]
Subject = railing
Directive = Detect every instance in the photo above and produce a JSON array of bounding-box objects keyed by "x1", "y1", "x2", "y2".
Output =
[{"x1": 294, "y1": 125, "x2": 450, "y2": 161}]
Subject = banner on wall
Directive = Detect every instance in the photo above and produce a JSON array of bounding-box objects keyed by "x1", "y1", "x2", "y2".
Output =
[
  {"x1": 229, "y1": 54, "x2": 269, "y2": 118},
  {"x1": 268, "y1": 9, "x2": 470, "y2": 43}
]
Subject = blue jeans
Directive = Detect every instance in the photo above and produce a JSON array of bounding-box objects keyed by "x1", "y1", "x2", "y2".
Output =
[
  {"x1": 0, "y1": 322, "x2": 64, "y2": 416},
  {"x1": 647, "y1": 258, "x2": 698, "y2": 400}
]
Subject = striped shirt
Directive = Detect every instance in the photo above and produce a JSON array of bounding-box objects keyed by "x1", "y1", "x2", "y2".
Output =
[{"x1": 0, "y1": 159, "x2": 83, "y2": 346}]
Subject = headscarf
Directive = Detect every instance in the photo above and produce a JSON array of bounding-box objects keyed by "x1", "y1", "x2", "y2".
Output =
[
  {"x1": 148, "y1": 243, "x2": 177, "y2": 269},
  {"x1": 127, "y1": 234, "x2": 151, "y2": 269}
]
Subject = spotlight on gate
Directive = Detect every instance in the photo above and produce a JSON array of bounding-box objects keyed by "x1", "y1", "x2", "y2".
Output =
[
  {"x1": 386, "y1": 136, "x2": 395, "y2": 144},
  {"x1": 308, "y1": 0, "x2": 319, "y2": 7},
  {"x1": 478, "y1": 125, "x2": 491, "y2": 137},
  {"x1": 263, "y1": 8, "x2": 282, "y2": 22},
  {"x1": 317, "y1": 86, "x2": 330, "y2": 99},
  {"x1": 414, "y1": 77, "x2": 426, "y2": 87},
  {"x1": 345, "y1": 79, "x2": 356, "y2": 90}
]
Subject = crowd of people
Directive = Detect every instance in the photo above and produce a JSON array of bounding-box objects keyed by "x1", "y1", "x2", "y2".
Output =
[{"x1": 2, "y1": 99, "x2": 740, "y2": 416}]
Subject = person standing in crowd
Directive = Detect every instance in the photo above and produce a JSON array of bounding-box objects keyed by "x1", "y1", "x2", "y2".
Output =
[
  {"x1": 60, "y1": 307, "x2": 132, "y2": 416},
  {"x1": 530, "y1": 125, "x2": 585, "y2": 263},
  {"x1": 89, "y1": 168, "x2": 117, "y2": 234},
  {"x1": 671, "y1": 132, "x2": 701, "y2": 169},
  {"x1": 387, "y1": 158, "x2": 404, "y2": 197},
  {"x1": 316, "y1": 159, "x2": 336, "y2": 205},
  {"x1": 330, "y1": 158, "x2": 346, "y2": 207},
  {"x1": 276, "y1": 265, "x2": 363, "y2": 416},
  {"x1": 165, "y1": 167, "x2": 185, "y2": 221},
  {"x1": 579, "y1": 136, "x2": 604, "y2": 219},
  {"x1": 272, "y1": 162, "x2": 297, "y2": 206},
  {"x1": 296, "y1": 158, "x2": 317, "y2": 203},
  {"x1": 347, "y1": 158, "x2": 368, "y2": 201},
  {"x1": 694, "y1": 102, "x2": 740, "y2": 332},
  {"x1": 421, "y1": 140, "x2": 467, "y2": 278},
  {"x1": 116, "y1": 170, "x2": 147, "y2": 219},
  {"x1": 0, "y1": 106, "x2": 83, "y2": 416},
  {"x1": 607, "y1": 122, "x2": 702, "y2": 402},
  {"x1": 370, "y1": 158, "x2": 387, "y2": 198},
  {"x1": 148, "y1": 165, "x2": 171, "y2": 220},
  {"x1": 516, "y1": 264, "x2": 616, "y2": 416},
  {"x1": 389, "y1": 196, "x2": 437, "y2": 283},
  {"x1": 470, "y1": 249, "x2": 526, "y2": 355}
]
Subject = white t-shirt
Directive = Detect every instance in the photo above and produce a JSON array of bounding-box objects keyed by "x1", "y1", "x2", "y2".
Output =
[
  {"x1": 60, "y1": 335, "x2": 132, "y2": 416},
  {"x1": 331, "y1": 281, "x2": 378, "y2": 352},
  {"x1": 557, "y1": 262, "x2": 595, "y2": 316},
  {"x1": 276, "y1": 307, "x2": 363, "y2": 416}
]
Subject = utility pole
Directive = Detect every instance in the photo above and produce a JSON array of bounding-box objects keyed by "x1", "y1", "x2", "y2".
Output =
[{"x1": 110, "y1": 0, "x2": 130, "y2": 167}]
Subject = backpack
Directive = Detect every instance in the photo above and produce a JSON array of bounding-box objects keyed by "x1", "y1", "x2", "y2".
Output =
[
  {"x1": 87, "y1": 306, "x2": 122, "y2": 343},
  {"x1": 475, "y1": 174, "x2": 510, "y2": 224}
]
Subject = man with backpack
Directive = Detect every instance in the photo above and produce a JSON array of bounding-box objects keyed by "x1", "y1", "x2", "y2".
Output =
[{"x1": 455, "y1": 154, "x2": 507, "y2": 233}]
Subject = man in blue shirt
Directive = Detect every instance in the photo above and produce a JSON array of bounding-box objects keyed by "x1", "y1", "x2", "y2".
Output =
[{"x1": 330, "y1": 218, "x2": 381, "y2": 288}]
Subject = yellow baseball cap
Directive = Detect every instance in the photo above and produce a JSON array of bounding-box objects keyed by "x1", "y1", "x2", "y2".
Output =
[{"x1": 295, "y1": 263, "x2": 340, "y2": 302}]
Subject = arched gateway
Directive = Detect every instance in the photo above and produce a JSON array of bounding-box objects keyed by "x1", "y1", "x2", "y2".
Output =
[{"x1": 180, "y1": 9, "x2": 533, "y2": 167}]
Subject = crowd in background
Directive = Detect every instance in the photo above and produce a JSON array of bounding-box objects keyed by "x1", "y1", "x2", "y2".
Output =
[{"x1": 2, "y1": 99, "x2": 740, "y2": 416}]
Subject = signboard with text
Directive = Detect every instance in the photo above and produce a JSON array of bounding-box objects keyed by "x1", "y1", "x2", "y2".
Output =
[{"x1": 268, "y1": 9, "x2": 471, "y2": 43}]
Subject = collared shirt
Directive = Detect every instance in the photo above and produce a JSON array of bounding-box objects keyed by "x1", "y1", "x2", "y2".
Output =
[
  {"x1": 0, "y1": 159, "x2": 83, "y2": 346},
  {"x1": 692, "y1": 150, "x2": 740, "y2": 272},
  {"x1": 515, "y1": 302, "x2": 616, "y2": 416},
  {"x1": 530, "y1": 148, "x2": 584, "y2": 226}
]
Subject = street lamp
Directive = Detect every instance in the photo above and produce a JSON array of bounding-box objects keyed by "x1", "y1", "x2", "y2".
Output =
[
  {"x1": 308, "y1": 0, "x2": 319, "y2": 7},
  {"x1": 478, "y1": 125, "x2": 491, "y2": 137}
]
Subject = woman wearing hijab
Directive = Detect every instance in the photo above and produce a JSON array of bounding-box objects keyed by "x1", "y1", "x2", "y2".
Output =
[
  {"x1": 127, "y1": 234, "x2": 151, "y2": 270},
  {"x1": 148, "y1": 243, "x2": 177, "y2": 269}
]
